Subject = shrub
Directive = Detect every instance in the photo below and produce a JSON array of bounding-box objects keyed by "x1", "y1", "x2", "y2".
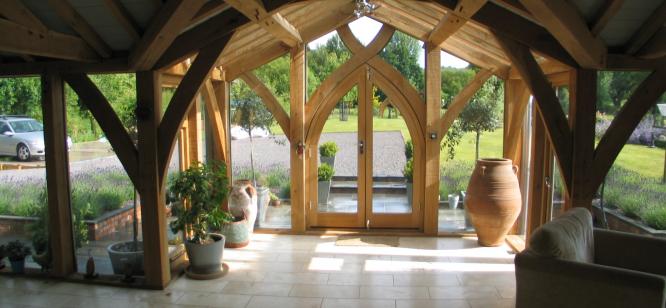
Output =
[
  {"x1": 643, "y1": 207, "x2": 666, "y2": 230},
  {"x1": 404, "y1": 139, "x2": 413, "y2": 160},
  {"x1": 616, "y1": 196, "x2": 645, "y2": 219},
  {"x1": 318, "y1": 163, "x2": 334, "y2": 181},
  {"x1": 280, "y1": 182, "x2": 291, "y2": 199},
  {"x1": 319, "y1": 142, "x2": 339, "y2": 157},
  {"x1": 440, "y1": 160, "x2": 473, "y2": 195},
  {"x1": 403, "y1": 158, "x2": 414, "y2": 182},
  {"x1": 265, "y1": 167, "x2": 289, "y2": 189}
]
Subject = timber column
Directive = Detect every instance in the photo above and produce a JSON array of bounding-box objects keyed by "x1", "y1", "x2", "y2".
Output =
[
  {"x1": 41, "y1": 71, "x2": 76, "y2": 277},
  {"x1": 136, "y1": 71, "x2": 170, "y2": 288},
  {"x1": 290, "y1": 44, "x2": 307, "y2": 232},
  {"x1": 424, "y1": 43, "x2": 441, "y2": 234},
  {"x1": 568, "y1": 69, "x2": 597, "y2": 209}
]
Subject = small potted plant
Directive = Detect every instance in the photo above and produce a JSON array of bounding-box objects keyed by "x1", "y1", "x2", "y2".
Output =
[
  {"x1": 403, "y1": 158, "x2": 414, "y2": 206},
  {"x1": 6, "y1": 240, "x2": 31, "y2": 274},
  {"x1": 318, "y1": 163, "x2": 334, "y2": 205},
  {"x1": 269, "y1": 192, "x2": 280, "y2": 207},
  {"x1": 169, "y1": 160, "x2": 232, "y2": 277},
  {"x1": 319, "y1": 142, "x2": 339, "y2": 168}
]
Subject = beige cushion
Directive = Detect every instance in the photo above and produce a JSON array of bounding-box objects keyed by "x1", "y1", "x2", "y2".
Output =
[{"x1": 527, "y1": 208, "x2": 594, "y2": 263}]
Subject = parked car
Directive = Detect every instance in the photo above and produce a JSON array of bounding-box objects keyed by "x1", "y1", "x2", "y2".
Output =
[{"x1": 0, "y1": 115, "x2": 72, "y2": 161}]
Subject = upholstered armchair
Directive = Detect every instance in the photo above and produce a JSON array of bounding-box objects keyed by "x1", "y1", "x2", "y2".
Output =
[{"x1": 515, "y1": 208, "x2": 666, "y2": 308}]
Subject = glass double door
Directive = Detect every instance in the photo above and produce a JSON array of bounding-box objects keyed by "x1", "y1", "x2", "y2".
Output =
[{"x1": 308, "y1": 80, "x2": 421, "y2": 230}]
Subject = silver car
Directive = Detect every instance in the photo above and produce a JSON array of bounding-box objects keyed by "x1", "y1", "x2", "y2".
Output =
[{"x1": 0, "y1": 115, "x2": 72, "y2": 161}]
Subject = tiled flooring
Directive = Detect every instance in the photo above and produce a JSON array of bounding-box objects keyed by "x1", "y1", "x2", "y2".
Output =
[{"x1": 0, "y1": 234, "x2": 516, "y2": 308}]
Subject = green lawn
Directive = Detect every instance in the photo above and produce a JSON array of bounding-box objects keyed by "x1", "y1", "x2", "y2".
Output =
[{"x1": 268, "y1": 112, "x2": 664, "y2": 180}]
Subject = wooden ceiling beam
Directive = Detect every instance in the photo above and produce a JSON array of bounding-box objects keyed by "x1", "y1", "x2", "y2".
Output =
[
  {"x1": 431, "y1": 0, "x2": 578, "y2": 67},
  {"x1": 637, "y1": 27, "x2": 666, "y2": 59},
  {"x1": 0, "y1": 0, "x2": 49, "y2": 34},
  {"x1": 222, "y1": 42, "x2": 289, "y2": 81},
  {"x1": 624, "y1": 2, "x2": 666, "y2": 55},
  {"x1": 590, "y1": 0, "x2": 624, "y2": 36},
  {"x1": 428, "y1": 0, "x2": 487, "y2": 46},
  {"x1": 47, "y1": 0, "x2": 113, "y2": 58},
  {"x1": 190, "y1": 0, "x2": 230, "y2": 27},
  {"x1": 225, "y1": 0, "x2": 302, "y2": 47},
  {"x1": 130, "y1": 0, "x2": 205, "y2": 70},
  {"x1": 0, "y1": 18, "x2": 99, "y2": 62},
  {"x1": 519, "y1": 0, "x2": 606, "y2": 68},
  {"x1": 102, "y1": 0, "x2": 141, "y2": 42}
]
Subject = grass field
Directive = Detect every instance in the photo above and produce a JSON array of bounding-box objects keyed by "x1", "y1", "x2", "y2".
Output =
[{"x1": 269, "y1": 111, "x2": 664, "y2": 180}]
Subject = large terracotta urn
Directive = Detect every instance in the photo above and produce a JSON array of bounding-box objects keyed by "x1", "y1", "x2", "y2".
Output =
[
  {"x1": 228, "y1": 180, "x2": 258, "y2": 232},
  {"x1": 465, "y1": 158, "x2": 521, "y2": 247}
]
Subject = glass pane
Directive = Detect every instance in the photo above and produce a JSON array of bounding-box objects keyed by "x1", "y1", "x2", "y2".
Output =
[
  {"x1": 66, "y1": 75, "x2": 143, "y2": 277},
  {"x1": 318, "y1": 86, "x2": 359, "y2": 213},
  {"x1": 230, "y1": 79, "x2": 291, "y2": 229},
  {"x1": 0, "y1": 77, "x2": 48, "y2": 273},
  {"x1": 371, "y1": 88, "x2": 410, "y2": 213},
  {"x1": 550, "y1": 158, "x2": 565, "y2": 220}
]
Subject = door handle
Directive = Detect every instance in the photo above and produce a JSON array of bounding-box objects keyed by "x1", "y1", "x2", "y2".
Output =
[{"x1": 359, "y1": 141, "x2": 364, "y2": 154}]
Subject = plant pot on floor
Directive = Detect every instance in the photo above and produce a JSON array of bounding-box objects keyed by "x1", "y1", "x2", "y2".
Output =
[
  {"x1": 218, "y1": 216, "x2": 250, "y2": 248},
  {"x1": 107, "y1": 241, "x2": 144, "y2": 275},
  {"x1": 255, "y1": 186, "x2": 270, "y2": 228},
  {"x1": 229, "y1": 180, "x2": 258, "y2": 233},
  {"x1": 448, "y1": 194, "x2": 459, "y2": 209},
  {"x1": 320, "y1": 156, "x2": 335, "y2": 169},
  {"x1": 465, "y1": 159, "x2": 521, "y2": 246},
  {"x1": 10, "y1": 259, "x2": 25, "y2": 273},
  {"x1": 184, "y1": 233, "x2": 225, "y2": 274},
  {"x1": 318, "y1": 180, "x2": 331, "y2": 205}
]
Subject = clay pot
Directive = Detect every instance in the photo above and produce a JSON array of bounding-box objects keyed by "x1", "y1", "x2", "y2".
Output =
[
  {"x1": 228, "y1": 180, "x2": 258, "y2": 232},
  {"x1": 465, "y1": 158, "x2": 521, "y2": 247}
]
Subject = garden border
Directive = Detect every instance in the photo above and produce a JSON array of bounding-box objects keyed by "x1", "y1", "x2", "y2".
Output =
[{"x1": 592, "y1": 204, "x2": 666, "y2": 238}]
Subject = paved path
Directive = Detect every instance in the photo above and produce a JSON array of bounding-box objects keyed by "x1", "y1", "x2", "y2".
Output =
[{"x1": 230, "y1": 131, "x2": 407, "y2": 177}]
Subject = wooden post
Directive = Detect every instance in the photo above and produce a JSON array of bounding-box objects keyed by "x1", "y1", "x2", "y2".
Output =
[
  {"x1": 41, "y1": 71, "x2": 75, "y2": 277},
  {"x1": 526, "y1": 107, "x2": 552, "y2": 240},
  {"x1": 214, "y1": 81, "x2": 232, "y2": 176},
  {"x1": 568, "y1": 69, "x2": 597, "y2": 209},
  {"x1": 136, "y1": 71, "x2": 170, "y2": 288},
  {"x1": 503, "y1": 78, "x2": 529, "y2": 234},
  {"x1": 424, "y1": 43, "x2": 441, "y2": 235},
  {"x1": 186, "y1": 96, "x2": 202, "y2": 165},
  {"x1": 290, "y1": 44, "x2": 306, "y2": 233}
]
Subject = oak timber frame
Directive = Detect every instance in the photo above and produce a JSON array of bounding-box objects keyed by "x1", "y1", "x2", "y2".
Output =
[{"x1": 1, "y1": 0, "x2": 665, "y2": 291}]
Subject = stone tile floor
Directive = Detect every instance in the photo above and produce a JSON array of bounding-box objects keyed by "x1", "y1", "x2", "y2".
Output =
[{"x1": 0, "y1": 234, "x2": 516, "y2": 308}]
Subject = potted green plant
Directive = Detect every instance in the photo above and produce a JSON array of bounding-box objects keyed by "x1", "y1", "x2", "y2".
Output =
[
  {"x1": 269, "y1": 192, "x2": 280, "y2": 207},
  {"x1": 318, "y1": 163, "x2": 334, "y2": 205},
  {"x1": 403, "y1": 158, "x2": 414, "y2": 206},
  {"x1": 107, "y1": 190, "x2": 143, "y2": 276},
  {"x1": 169, "y1": 160, "x2": 232, "y2": 276},
  {"x1": 6, "y1": 240, "x2": 31, "y2": 274},
  {"x1": 319, "y1": 142, "x2": 339, "y2": 168}
]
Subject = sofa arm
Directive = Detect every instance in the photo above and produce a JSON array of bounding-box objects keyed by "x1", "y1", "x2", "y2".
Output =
[
  {"x1": 515, "y1": 252, "x2": 666, "y2": 308},
  {"x1": 594, "y1": 228, "x2": 666, "y2": 276}
]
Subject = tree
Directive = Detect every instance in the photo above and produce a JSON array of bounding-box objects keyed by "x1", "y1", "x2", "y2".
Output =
[
  {"x1": 380, "y1": 31, "x2": 424, "y2": 92},
  {"x1": 441, "y1": 67, "x2": 475, "y2": 108},
  {"x1": 0, "y1": 77, "x2": 41, "y2": 118},
  {"x1": 231, "y1": 81, "x2": 275, "y2": 186},
  {"x1": 458, "y1": 76, "x2": 503, "y2": 161}
]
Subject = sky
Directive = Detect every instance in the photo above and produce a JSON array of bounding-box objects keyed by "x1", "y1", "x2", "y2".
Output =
[{"x1": 307, "y1": 17, "x2": 469, "y2": 69}]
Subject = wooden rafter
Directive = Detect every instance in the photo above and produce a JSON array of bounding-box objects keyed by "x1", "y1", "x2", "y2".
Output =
[
  {"x1": 63, "y1": 73, "x2": 139, "y2": 188},
  {"x1": 0, "y1": 0, "x2": 49, "y2": 34},
  {"x1": 519, "y1": 0, "x2": 606, "y2": 68},
  {"x1": 438, "y1": 69, "x2": 493, "y2": 140},
  {"x1": 158, "y1": 35, "x2": 231, "y2": 183},
  {"x1": 590, "y1": 0, "x2": 624, "y2": 36},
  {"x1": 225, "y1": 0, "x2": 302, "y2": 47},
  {"x1": 154, "y1": 8, "x2": 248, "y2": 70},
  {"x1": 240, "y1": 72, "x2": 291, "y2": 140},
  {"x1": 102, "y1": 0, "x2": 141, "y2": 42},
  {"x1": 431, "y1": 0, "x2": 578, "y2": 67},
  {"x1": 190, "y1": 0, "x2": 230, "y2": 27},
  {"x1": 0, "y1": 18, "x2": 98, "y2": 61},
  {"x1": 47, "y1": 0, "x2": 112, "y2": 58},
  {"x1": 201, "y1": 79, "x2": 229, "y2": 162},
  {"x1": 427, "y1": 0, "x2": 487, "y2": 46},
  {"x1": 495, "y1": 32, "x2": 573, "y2": 190},
  {"x1": 590, "y1": 69, "x2": 666, "y2": 191},
  {"x1": 624, "y1": 2, "x2": 666, "y2": 55},
  {"x1": 130, "y1": 0, "x2": 205, "y2": 70},
  {"x1": 637, "y1": 27, "x2": 666, "y2": 59}
]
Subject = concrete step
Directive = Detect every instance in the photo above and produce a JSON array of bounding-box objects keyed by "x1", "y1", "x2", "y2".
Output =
[{"x1": 329, "y1": 181, "x2": 407, "y2": 194}]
